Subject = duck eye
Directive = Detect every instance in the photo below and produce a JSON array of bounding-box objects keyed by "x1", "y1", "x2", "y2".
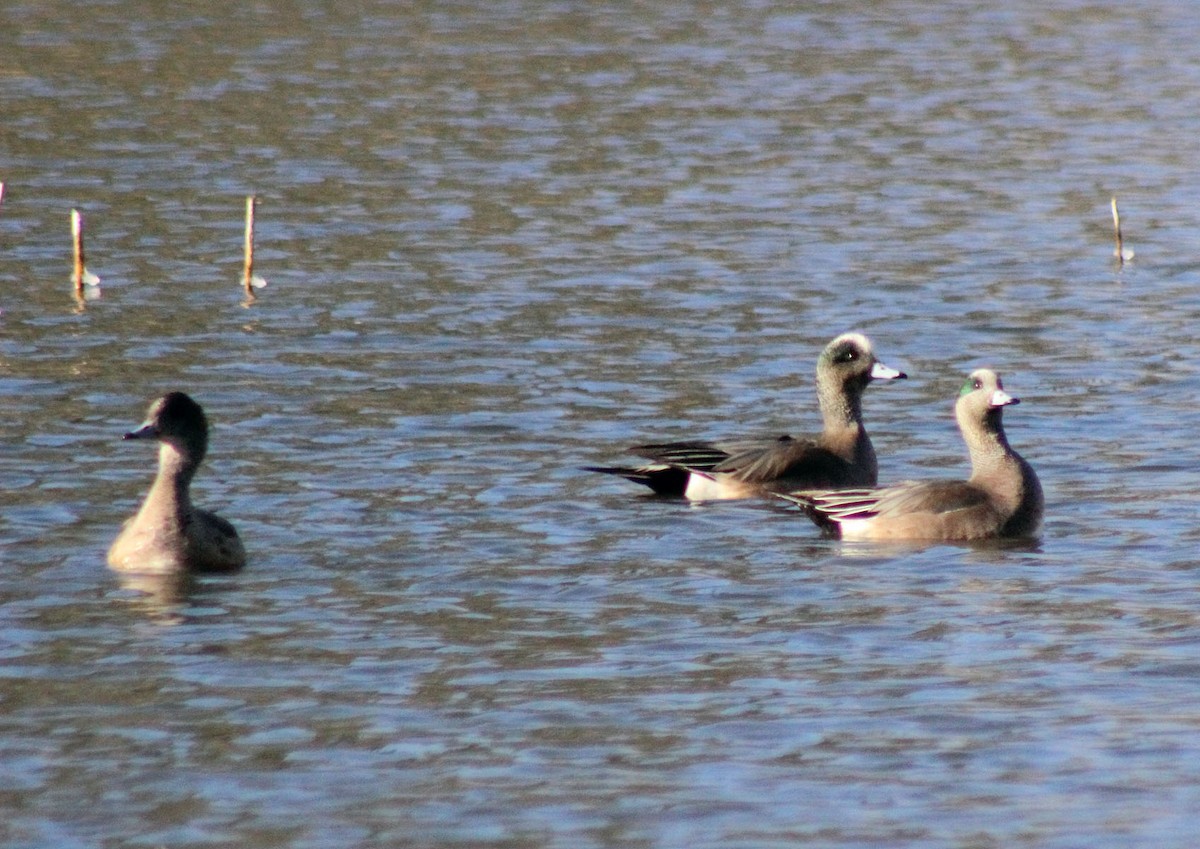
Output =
[{"x1": 836, "y1": 348, "x2": 857, "y2": 363}]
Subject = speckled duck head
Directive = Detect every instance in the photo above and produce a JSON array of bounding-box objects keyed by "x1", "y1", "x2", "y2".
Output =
[
  {"x1": 814, "y1": 332, "x2": 906, "y2": 423},
  {"x1": 955, "y1": 368, "x2": 1017, "y2": 448}
]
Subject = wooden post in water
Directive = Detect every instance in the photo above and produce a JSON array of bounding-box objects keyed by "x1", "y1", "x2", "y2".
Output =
[
  {"x1": 70, "y1": 209, "x2": 100, "y2": 303},
  {"x1": 1110, "y1": 197, "x2": 1133, "y2": 266},
  {"x1": 242, "y1": 195, "x2": 257, "y2": 299},
  {"x1": 71, "y1": 209, "x2": 86, "y2": 296}
]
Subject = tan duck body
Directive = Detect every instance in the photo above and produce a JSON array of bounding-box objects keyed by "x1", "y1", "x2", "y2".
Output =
[
  {"x1": 108, "y1": 392, "x2": 246, "y2": 574},
  {"x1": 780, "y1": 369, "x2": 1043, "y2": 541}
]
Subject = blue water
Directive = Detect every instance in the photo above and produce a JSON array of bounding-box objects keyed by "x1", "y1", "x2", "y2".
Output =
[{"x1": 4, "y1": 1, "x2": 1200, "y2": 846}]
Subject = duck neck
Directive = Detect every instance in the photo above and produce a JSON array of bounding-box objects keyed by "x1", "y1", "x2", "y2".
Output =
[
  {"x1": 819, "y1": 378, "x2": 865, "y2": 433},
  {"x1": 141, "y1": 441, "x2": 196, "y2": 521},
  {"x1": 964, "y1": 409, "x2": 1020, "y2": 482},
  {"x1": 819, "y1": 378, "x2": 873, "y2": 470},
  {"x1": 964, "y1": 407, "x2": 1043, "y2": 535}
]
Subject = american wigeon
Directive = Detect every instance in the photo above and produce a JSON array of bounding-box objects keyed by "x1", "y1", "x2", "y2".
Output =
[
  {"x1": 778, "y1": 369, "x2": 1043, "y2": 541},
  {"x1": 586, "y1": 332, "x2": 905, "y2": 499},
  {"x1": 107, "y1": 392, "x2": 246, "y2": 574}
]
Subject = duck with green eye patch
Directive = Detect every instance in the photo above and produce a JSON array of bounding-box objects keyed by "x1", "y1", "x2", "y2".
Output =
[{"x1": 779, "y1": 369, "x2": 1043, "y2": 542}]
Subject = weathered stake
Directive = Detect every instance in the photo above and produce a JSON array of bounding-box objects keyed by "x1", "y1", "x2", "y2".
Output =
[
  {"x1": 1111, "y1": 197, "x2": 1133, "y2": 265},
  {"x1": 242, "y1": 195, "x2": 257, "y2": 298},
  {"x1": 70, "y1": 209, "x2": 100, "y2": 303},
  {"x1": 72, "y1": 209, "x2": 86, "y2": 295}
]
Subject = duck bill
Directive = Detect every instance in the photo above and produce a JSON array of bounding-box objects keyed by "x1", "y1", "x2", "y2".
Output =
[
  {"x1": 870, "y1": 362, "x2": 906, "y2": 381},
  {"x1": 990, "y1": 390, "x2": 1019, "y2": 407},
  {"x1": 123, "y1": 423, "x2": 160, "y2": 441}
]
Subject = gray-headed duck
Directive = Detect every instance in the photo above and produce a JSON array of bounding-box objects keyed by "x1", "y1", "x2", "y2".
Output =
[{"x1": 586, "y1": 332, "x2": 905, "y2": 499}]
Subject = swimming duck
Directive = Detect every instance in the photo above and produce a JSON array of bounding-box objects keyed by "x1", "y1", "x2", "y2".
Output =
[
  {"x1": 778, "y1": 369, "x2": 1043, "y2": 540},
  {"x1": 586, "y1": 332, "x2": 905, "y2": 499},
  {"x1": 107, "y1": 392, "x2": 246, "y2": 574}
]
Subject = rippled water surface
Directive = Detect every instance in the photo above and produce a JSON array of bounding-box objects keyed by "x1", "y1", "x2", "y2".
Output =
[{"x1": 5, "y1": 1, "x2": 1200, "y2": 846}]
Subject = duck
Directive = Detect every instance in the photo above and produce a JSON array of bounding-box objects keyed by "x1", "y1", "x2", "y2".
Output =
[
  {"x1": 585, "y1": 332, "x2": 905, "y2": 499},
  {"x1": 107, "y1": 392, "x2": 246, "y2": 574},
  {"x1": 777, "y1": 368, "x2": 1043, "y2": 541}
]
